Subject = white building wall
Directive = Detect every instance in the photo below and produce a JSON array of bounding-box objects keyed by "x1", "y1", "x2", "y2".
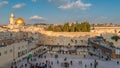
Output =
[
  {"x1": 0, "y1": 45, "x2": 13, "y2": 66},
  {"x1": 0, "y1": 41, "x2": 28, "y2": 67},
  {"x1": 13, "y1": 41, "x2": 28, "y2": 59}
]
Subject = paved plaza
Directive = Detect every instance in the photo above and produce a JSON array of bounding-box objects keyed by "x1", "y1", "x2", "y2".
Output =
[{"x1": 4, "y1": 52, "x2": 120, "y2": 68}]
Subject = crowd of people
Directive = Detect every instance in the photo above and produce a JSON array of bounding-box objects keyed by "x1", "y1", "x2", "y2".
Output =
[{"x1": 10, "y1": 50, "x2": 120, "y2": 68}]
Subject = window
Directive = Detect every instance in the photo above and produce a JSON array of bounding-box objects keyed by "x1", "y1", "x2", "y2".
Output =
[{"x1": 0, "y1": 52, "x2": 1, "y2": 56}]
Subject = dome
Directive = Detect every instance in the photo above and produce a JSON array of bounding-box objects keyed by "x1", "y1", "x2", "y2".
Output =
[{"x1": 15, "y1": 18, "x2": 25, "y2": 25}]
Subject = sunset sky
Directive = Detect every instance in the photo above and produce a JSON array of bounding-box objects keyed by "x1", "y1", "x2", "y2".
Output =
[{"x1": 0, "y1": 0, "x2": 120, "y2": 24}]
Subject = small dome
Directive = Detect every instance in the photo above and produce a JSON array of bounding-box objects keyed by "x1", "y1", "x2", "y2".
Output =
[{"x1": 15, "y1": 18, "x2": 25, "y2": 25}]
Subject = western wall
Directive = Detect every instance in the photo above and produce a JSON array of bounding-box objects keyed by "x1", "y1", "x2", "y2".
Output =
[
  {"x1": 37, "y1": 27, "x2": 120, "y2": 47},
  {"x1": 38, "y1": 31, "x2": 100, "y2": 46}
]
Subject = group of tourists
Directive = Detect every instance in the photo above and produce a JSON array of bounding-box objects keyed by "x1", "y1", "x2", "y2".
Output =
[{"x1": 10, "y1": 49, "x2": 120, "y2": 68}]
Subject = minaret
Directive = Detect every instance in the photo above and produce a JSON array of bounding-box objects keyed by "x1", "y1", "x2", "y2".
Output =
[{"x1": 10, "y1": 13, "x2": 15, "y2": 25}]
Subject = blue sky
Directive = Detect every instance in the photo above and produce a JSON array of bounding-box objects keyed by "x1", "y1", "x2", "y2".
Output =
[{"x1": 0, "y1": 0, "x2": 120, "y2": 25}]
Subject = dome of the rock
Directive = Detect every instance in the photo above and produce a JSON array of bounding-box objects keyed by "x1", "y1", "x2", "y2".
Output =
[{"x1": 15, "y1": 18, "x2": 25, "y2": 25}]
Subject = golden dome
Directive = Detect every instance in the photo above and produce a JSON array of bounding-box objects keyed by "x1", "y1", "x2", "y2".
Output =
[{"x1": 15, "y1": 18, "x2": 25, "y2": 25}]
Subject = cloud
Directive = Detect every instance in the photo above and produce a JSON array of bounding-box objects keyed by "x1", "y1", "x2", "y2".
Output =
[
  {"x1": 0, "y1": 1, "x2": 9, "y2": 7},
  {"x1": 29, "y1": 15, "x2": 45, "y2": 21},
  {"x1": 58, "y1": 0, "x2": 92, "y2": 10},
  {"x1": 13, "y1": 3, "x2": 26, "y2": 9}
]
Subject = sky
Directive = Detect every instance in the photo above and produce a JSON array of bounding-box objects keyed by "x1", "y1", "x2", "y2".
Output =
[{"x1": 0, "y1": 0, "x2": 120, "y2": 25}]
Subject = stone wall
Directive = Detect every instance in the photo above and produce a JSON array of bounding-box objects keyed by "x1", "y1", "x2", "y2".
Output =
[
  {"x1": 91, "y1": 27, "x2": 120, "y2": 34},
  {"x1": 38, "y1": 30, "x2": 120, "y2": 48},
  {"x1": 38, "y1": 31, "x2": 100, "y2": 46}
]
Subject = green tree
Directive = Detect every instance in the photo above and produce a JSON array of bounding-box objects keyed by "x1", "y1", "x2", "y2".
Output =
[
  {"x1": 70, "y1": 23, "x2": 75, "y2": 32},
  {"x1": 58, "y1": 25, "x2": 63, "y2": 32},
  {"x1": 53, "y1": 25, "x2": 63, "y2": 32},
  {"x1": 111, "y1": 35, "x2": 120, "y2": 42},
  {"x1": 47, "y1": 25, "x2": 54, "y2": 31},
  {"x1": 63, "y1": 22, "x2": 69, "y2": 32},
  {"x1": 80, "y1": 22, "x2": 90, "y2": 32},
  {"x1": 80, "y1": 22, "x2": 86, "y2": 32},
  {"x1": 47, "y1": 21, "x2": 90, "y2": 32},
  {"x1": 75, "y1": 23, "x2": 81, "y2": 32},
  {"x1": 85, "y1": 22, "x2": 91, "y2": 32}
]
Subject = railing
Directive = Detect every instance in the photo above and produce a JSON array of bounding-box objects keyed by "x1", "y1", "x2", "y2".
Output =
[{"x1": 88, "y1": 38, "x2": 114, "y2": 50}]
